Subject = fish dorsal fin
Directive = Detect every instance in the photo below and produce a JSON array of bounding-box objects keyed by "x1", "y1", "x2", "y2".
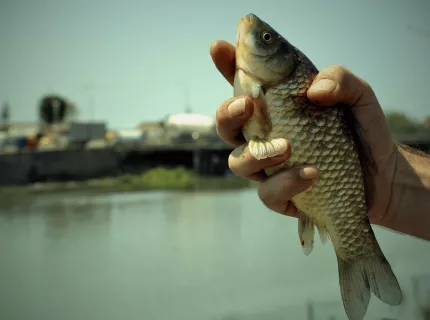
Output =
[{"x1": 343, "y1": 106, "x2": 378, "y2": 210}]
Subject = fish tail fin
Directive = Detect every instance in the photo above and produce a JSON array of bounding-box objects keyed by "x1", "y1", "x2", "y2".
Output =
[
  {"x1": 337, "y1": 249, "x2": 403, "y2": 320},
  {"x1": 365, "y1": 246, "x2": 403, "y2": 306},
  {"x1": 337, "y1": 257, "x2": 371, "y2": 320}
]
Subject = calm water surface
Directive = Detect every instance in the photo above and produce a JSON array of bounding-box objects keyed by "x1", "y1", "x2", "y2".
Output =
[{"x1": 0, "y1": 189, "x2": 429, "y2": 320}]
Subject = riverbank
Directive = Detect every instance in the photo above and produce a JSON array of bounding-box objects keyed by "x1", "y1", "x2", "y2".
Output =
[{"x1": 0, "y1": 167, "x2": 255, "y2": 198}]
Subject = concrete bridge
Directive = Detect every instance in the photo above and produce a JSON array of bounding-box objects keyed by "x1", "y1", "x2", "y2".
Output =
[
  {"x1": 0, "y1": 141, "x2": 234, "y2": 186},
  {"x1": 0, "y1": 134, "x2": 428, "y2": 187}
]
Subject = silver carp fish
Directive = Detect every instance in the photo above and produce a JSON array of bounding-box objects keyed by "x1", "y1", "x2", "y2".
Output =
[{"x1": 233, "y1": 13, "x2": 402, "y2": 320}]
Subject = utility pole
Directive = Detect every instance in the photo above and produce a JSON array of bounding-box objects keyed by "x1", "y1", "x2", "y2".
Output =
[
  {"x1": 83, "y1": 82, "x2": 96, "y2": 143},
  {"x1": 177, "y1": 81, "x2": 192, "y2": 113},
  {"x1": 184, "y1": 88, "x2": 191, "y2": 114},
  {"x1": 1, "y1": 101, "x2": 10, "y2": 148},
  {"x1": 83, "y1": 82, "x2": 96, "y2": 122},
  {"x1": 1, "y1": 101, "x2": 10, "y2": 130}
]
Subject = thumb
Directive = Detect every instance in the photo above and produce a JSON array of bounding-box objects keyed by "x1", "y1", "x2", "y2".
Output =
[{"x1": 307, "y1": 65, "x2": 376, "y2": 108}]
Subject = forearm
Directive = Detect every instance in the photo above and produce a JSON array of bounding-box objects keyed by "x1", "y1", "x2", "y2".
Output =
[{"x1": 384, "y1": 144, "x2": 430, "y2": 240}]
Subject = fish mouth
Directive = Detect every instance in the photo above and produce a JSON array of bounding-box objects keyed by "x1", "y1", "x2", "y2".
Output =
[
  {"x1": 240, "y1": 13, "x2": 256, "y2": 26},
  {"x1": 237, "y1": 13, "x2": 255, "y2": 45},
  {"x1": 237, "y1": 14, "x2": 271, "y2": 58}
]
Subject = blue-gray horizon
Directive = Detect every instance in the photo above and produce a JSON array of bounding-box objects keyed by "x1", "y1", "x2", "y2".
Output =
[{"x1": 1, "y1": 0, "x2": 429, "y2": 128}]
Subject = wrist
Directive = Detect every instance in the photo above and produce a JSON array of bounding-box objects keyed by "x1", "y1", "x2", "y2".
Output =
[
  {"x1": 385, "y1": 143, "x2": 430, "y2": 240},
  {"x1": 395, "y1": 144, "x2": 430, "y2": 188}
]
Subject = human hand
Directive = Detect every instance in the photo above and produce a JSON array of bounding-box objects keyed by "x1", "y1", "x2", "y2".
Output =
[{"x1": 210, "y1": 40, "x2": 398, "y2": 225}]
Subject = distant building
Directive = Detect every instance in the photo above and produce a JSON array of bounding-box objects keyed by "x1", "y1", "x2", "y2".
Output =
[
  {"x1": 136, "y1": 121, "x2": 164, "y2": 131},
  {"x1": 163, "y1": 113, "x2": 217, "y2": 143},
  {"x1": 6, "y1": 122, "x2": 41, "y2": 136},
  {"x1": 111, "y1": 129, "x2": 146, "y2": 150},
  {"x1": 164, "y1": 113, "x2": 215, "y2": 133}
]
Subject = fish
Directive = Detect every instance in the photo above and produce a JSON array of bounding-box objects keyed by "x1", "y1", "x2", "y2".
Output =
[{"x1": 233, "y1": 13, "x2": 403, "y2": 320}]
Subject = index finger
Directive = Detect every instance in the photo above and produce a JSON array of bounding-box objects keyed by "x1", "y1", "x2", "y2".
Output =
[
  {"x1": 216, "y1": 96, "x2": 253, "y2": 146},
  {"x1": 210, "y1": 40, "x2": 236, "y2": 86}
]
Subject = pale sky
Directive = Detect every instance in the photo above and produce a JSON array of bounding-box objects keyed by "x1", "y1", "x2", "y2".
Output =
[{"x1": 1, "y1": 0, "x2": 429, "y2": 129}]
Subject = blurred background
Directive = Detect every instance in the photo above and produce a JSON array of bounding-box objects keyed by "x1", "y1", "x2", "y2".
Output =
[{"x1": 0, "y1": 0, "x2": 429, "y2": 319}]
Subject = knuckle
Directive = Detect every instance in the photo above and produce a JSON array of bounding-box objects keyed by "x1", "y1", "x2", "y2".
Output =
[
  {"x1": 318, "y1": 64, "x2": 347, "y2": 80},
  {"x1": 227, "y1": 154, "x2": 239, "y2": 174},
  {"x1": 216, "y1": 97, "x2": 235, "y2": 121},
  {"x1": 359, "y1": 78, "x2": 373, "y2": 92},
  {"x1": 314, "y1": 64, "x2": 348, "y2": 87},
  {"x1": 332, "y1": 65, "x2": 373, "y2": 92},
  {"x1": 215, "y1": 104, "x2": 226, "y2": 121},
  {"x1": 256, "y1": 168, "x2": 313, "y2": 211},
  {"x1": 215, "y1": 125, "x2": 220, "y2": 135},
  {"x1": 330, "y1": 64, "x2": 347, "y2": 74},
  {"x1": 257, "y1": 185, "x2": 271, "y2": 207},
  {"x1": 215, "y1": 125, "x2": 222, "y2": 139},
  {"x1": 228, "y1": 148, "x2": 246, "y2": 176},
  {"x1": 257, "y1": 182, "x2": 284, "y2": 212}
]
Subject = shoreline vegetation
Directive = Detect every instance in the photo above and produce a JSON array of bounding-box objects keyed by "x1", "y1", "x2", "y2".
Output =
[{"x1": 0, "y1": 167, "x2": 256, "y2": 198}]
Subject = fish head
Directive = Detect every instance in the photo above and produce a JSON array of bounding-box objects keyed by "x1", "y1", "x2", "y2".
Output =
[{"x1": 236, "y1": 13, "x2": 297, "y2": 85}]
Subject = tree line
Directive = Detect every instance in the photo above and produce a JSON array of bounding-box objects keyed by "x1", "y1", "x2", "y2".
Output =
[{"x1": 1, "y1": 95, "x2": 429, "y2": 135}]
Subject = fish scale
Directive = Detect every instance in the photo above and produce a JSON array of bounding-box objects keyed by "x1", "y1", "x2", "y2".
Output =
[
  {"x1": 264, "y1": 61, "x2": 369, "y2": 252},
  {"x1": 233, "y1": 13, "x2": 403, "y2": 320}
]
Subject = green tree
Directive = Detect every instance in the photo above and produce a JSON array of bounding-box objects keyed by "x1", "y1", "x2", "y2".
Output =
[{"x1": 385, "y1": 111, "x2": 428, "y2": 134}]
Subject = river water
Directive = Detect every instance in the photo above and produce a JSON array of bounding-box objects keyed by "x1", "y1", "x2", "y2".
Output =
[{"x1": 0, "y1": 189, "x2": 429, "y2": 320}]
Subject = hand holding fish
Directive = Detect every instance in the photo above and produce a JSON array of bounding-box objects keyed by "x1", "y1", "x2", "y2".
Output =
[
  {"x1": 210, "y1": 39, "x2": 430, "y2": 242},
  {"x1": 210, "y1": 14, "x2": 430, "y2": 320},
  {"x1": 211, "y1": 39, "x2": 396, "y2": 224}
]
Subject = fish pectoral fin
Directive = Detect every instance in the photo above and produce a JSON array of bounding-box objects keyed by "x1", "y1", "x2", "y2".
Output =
[
  {"x1": 247, "y1": 138, "x2": 289, "y2": 160},
  {"x1": 315, "y1": 223, "x2": 330, "y2": 245},
  {"x1": 234, "y1": 69, "x2": 262, "y2": 99},
  {"x1": 250, "y1": 82, "x2": 261, "y2": 99},
  {"x1": 298, "y1": 211, "x2": 315, "y2": 256}
]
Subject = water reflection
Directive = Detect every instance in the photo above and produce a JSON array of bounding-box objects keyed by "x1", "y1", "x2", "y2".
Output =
[
  {"x1": 412, "y1": 274, "x2": 430, "y2": 319},
  {"x1": 0, "y1": 190, "x2": 428, "y2": 320},
  {"x1": 0, "y1": 193, "x2": 114, "y2": 239},
  {"x1": 212, "y1": 304, "x2": 305, "y2": 320}
]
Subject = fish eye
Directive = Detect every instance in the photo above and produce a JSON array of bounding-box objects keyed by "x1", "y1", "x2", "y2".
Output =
[{"x1": 262, "y1": 32, "x2": 273, "y2": 43}]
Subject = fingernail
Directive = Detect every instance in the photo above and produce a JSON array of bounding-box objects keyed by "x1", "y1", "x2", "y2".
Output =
[
  {"x1": 228, "y1": 98, "x2": 246, "y2": 118},
  {"x1": 310, "y1": 79, "x2": 337, "y2": 92},
  {"x1": 300, "y1": 167, "x2": 318, "y2": 180}
]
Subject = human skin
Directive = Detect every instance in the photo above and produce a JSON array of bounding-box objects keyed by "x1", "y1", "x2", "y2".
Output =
[{"x1": 210, "y1": 40, "x2": 430, "y2": 241}]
